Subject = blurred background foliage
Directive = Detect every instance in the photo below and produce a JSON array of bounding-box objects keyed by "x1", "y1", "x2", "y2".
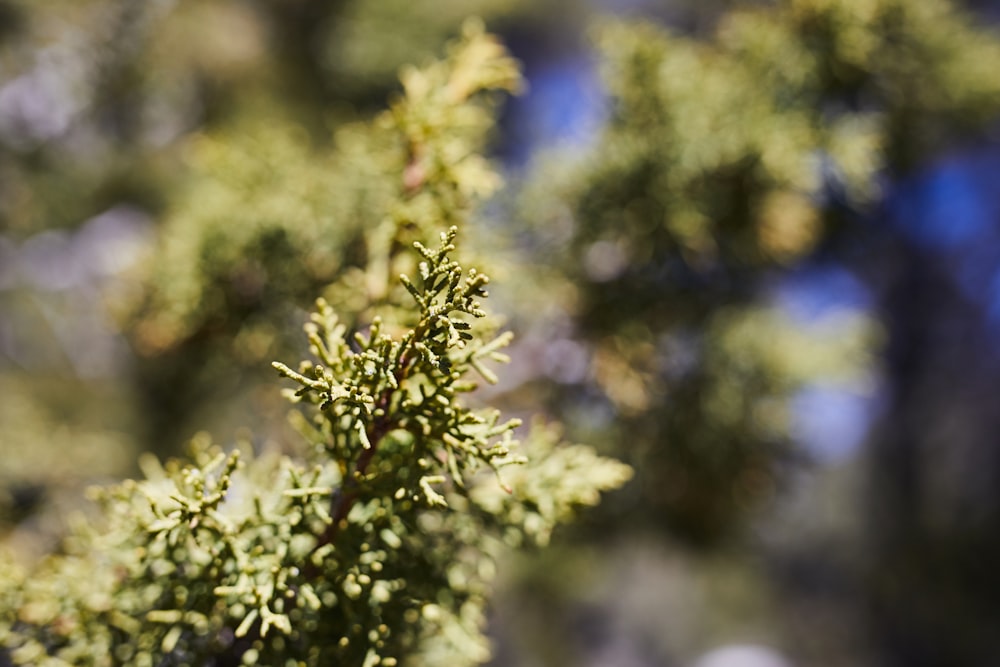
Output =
[{"x1": 3, "y1": 0, "x2": 1000, "y2": 666}]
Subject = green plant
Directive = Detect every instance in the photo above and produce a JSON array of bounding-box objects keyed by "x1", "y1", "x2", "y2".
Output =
[{"x1": 0, "y1": 23, "x2": 631, "y2": 667}]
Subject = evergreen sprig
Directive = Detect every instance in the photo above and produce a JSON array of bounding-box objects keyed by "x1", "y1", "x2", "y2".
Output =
[
  {"x1": 272, "y1": 225, "x2": 526, "y2": 556},
  {"x1": 0, "y1": 42, "x2": 630, "y2": 665}
]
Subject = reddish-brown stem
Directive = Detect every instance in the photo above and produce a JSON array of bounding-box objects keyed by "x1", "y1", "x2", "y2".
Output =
[
  {"x1": 308, "y1": 344, "x2": 420, "y2": 570},
  {"x1": 306, "y1": 274, "x2": 443, "y2": 574}
]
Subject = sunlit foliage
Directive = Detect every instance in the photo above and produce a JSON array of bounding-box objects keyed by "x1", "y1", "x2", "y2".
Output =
[{"x1": 0, "y1": 26, "x2": 630, "y2": 666}]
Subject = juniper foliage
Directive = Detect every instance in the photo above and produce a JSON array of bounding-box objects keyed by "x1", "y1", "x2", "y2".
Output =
[
  {"x1": 119, "y1": 19, "x2": 526, "y2": 454},
  {"x1": 0, "y1": 23, "x2": 631, "y2": 667}
]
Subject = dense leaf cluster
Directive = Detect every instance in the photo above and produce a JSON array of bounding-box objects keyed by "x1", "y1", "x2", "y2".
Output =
[{"x1": 0, "y1": 25, "x2": 631, "y2": 667}]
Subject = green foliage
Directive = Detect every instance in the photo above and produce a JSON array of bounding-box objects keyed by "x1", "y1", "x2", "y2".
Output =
[
  {"x1": 516, "y1": 0, "x2": 1000, "y2": 543},
  {"x1": 117, "y1": 19, "x2": 525, "y2": 453},
  {"x1": 0, "y1": 25, "x2": 630, "y2": 667},
  {"x1": 127, "y1": 19, "x2": 521, "y2": 357},
  {"x1": 562, "y1": 0, "x2": 1000, "y2": 287}
]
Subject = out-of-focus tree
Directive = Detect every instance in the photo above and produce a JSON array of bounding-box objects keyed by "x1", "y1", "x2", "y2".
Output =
[
  {"x1": 493, "y1": 0, "x2": 1000, "y2": 664},
  {"x1": 519, "y1": 0, "x2": 1000, "y2": 541}
]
